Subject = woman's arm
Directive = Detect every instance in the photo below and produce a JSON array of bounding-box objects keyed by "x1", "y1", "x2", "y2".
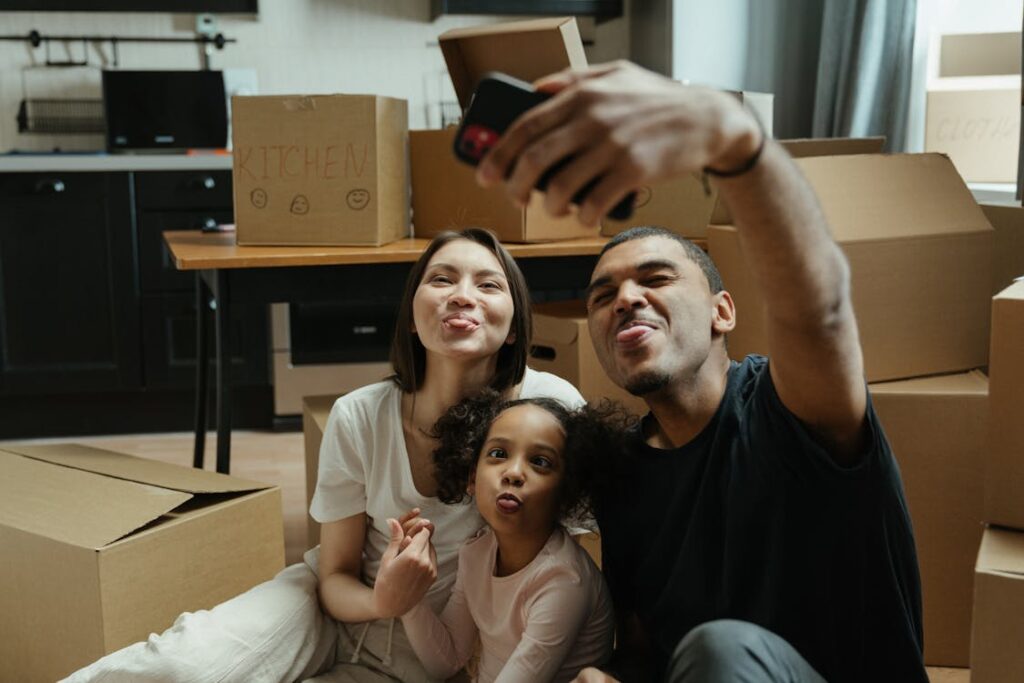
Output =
[{"x1": 318, "y1": 515, "x2": 439, "y2": 622}]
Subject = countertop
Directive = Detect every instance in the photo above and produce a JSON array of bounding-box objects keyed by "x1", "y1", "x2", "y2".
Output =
[{"x1": 0, "y1": 154, "x2": 233, "y2": 173}]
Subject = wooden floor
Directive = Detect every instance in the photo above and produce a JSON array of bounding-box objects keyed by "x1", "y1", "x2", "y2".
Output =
[{"x1": 1, "y1": 429, "x2": 971, "y2": 683}]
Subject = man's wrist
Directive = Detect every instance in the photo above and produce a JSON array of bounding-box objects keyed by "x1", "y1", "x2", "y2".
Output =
[{"x1": 705, "y1": 104, "x2": 765, "y2": 178}]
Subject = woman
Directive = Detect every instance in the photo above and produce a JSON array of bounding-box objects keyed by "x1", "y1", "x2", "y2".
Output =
[{"x1": 65, "y1": 228, "x2": 582, "y2": 683}]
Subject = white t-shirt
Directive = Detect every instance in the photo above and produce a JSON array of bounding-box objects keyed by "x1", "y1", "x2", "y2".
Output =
[
  {"x1": 310, "y1": 367, "x2": 584, "y2": 612},
  {"x1": 401, "y1": 527, "x2": 615, "y2": 683}
]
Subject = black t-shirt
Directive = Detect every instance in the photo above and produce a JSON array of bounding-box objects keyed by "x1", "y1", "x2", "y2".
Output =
[{"x1": 595, "y1": 356, "x2": 926, "y2": 683}]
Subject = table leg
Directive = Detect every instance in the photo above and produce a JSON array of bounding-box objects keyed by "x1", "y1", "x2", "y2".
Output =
[
  {"x1": 193, "y1": 273, "x2": 209, "y2": 469},
  {"x1": 214, "y1": 269, "x2": 233, "y2": 474}
]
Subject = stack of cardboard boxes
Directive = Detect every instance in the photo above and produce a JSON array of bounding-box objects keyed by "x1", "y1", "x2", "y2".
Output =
[{"x1": 971, "y1": 275, "x2": 1024, "y2": 682}]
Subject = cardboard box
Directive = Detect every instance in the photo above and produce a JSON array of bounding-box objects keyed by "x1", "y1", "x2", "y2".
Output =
[
  {"x1": 599, "y1": 172, "x2": 718, "y2": 240},
  {"x1": 232, "y1": 94, "x2": 409, "y2": 246},
  {"x1": 530, "y1": 300, "x2": 649, "y2": 416},
  {"x1": 0, "y1": 444, "x2": 284, "y2": 683},
  {"x1": 411, "y1": 18, "x2": 598, "y2": 243},
  {"x1": 870, "y1": 371, "x2": 988, "y2": 666},
  {"x1": 925, "y1": 32, "x2": 1021, "y2": 183},
  {"x1": 986, "y1": 281, "x2": 1024, "y2": 529},
  {"x1": 411, "y1": 128, "x2": 599, "y2": 242},
  {"x1": 970, "y1": 526, "x2": 1024, "y2": 682},
  {"x1": 439, "y1": 17, "x2": 587, "y2": 108},
  {"x1": 304, "y1": 393, "x2": 341, "y2": 549},
  {"x1": 710, "y1": 137, "x2": 887, "y2": 225},
  {"x1": 981, "y1": 203, "x2": 1024, "y2": 295},
  {"x1": 708, "y1": 153, "x2": 993, "y2": 382}
]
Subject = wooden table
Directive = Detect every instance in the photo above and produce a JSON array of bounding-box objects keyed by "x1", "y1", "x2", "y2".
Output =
[{"x1": 165, "y1": 230, "x2": 613, "y2": 473}]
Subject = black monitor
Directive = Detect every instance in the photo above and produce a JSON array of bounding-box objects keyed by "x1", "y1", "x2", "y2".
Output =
[{"x1": 102, "y1": 70, "x2": 228, "y2": 152}]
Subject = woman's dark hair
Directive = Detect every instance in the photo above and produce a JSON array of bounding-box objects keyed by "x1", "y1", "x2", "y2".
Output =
[
  {"x1": 431, "y1": 390, "x2": 634, "y2": 522},
  {"x1": 389, "y1": 228, "x2": 532, "y2": 394}
]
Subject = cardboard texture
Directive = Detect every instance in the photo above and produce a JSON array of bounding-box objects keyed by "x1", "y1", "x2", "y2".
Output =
[
  {"x1": 232, "y1": 94, "x2": 409, "y2": 246},
  {"x1": 708, "y1": 153, "x2": 993, "y2": 382},
  {"x1": 711, "y1": 137, "x2": 888, "y2": 225},
  {"x1": 0, "y1": 444, "x2": 284, "y2": 683},
  {"x1": 304, "y1": 393, "x2": 341, "y2": 549},
  {"x1": 981, "y1": 203, "x2": 1024, "y2": 295},
  {"x1": 411, "y1": 128, "x2": 599, "y2": 242},
  {"x1": 413, "y1": 18, "x2": 597, "y2": 243},
  {"x1": 970, "y1": 526, "x2": 1024, "y2": 682},
  {"x1": 986, "y1": 281, "x2": 1024, "y2": 530},
  {"x1": 530, "y1": 300, "x2": 649, "y2": 416},
  {"x1": 870, "y1": 371, "x2": 988, "y2": 666},
  {"x1": 926, "y1": 32, "x2": 1021, "y2": 183},
  {"x1": 439, "y1": 18, "x2": 587, "y2": 110},
  {"x1": 600, "y1": 172, "x2": 718, "y2": 240}
]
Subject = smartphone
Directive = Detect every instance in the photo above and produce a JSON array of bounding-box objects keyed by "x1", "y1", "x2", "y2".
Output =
[{"x1": 453, "y1": 72, "x2": 635, "y2": 221}]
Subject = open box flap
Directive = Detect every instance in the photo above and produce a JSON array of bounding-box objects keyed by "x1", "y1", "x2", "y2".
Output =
[
  {"x1": 0, "y1": 449, "x2": 192, "y2": 549},
  {"x1": 977, "y1": 527, "x2": 1024, "y2": 577},
  {"x1": 439, "y1": 17, "x2": 587, "y2": 110},
  {"x1": 4, "y1": 443, "x2": 271, "y2": 494}
]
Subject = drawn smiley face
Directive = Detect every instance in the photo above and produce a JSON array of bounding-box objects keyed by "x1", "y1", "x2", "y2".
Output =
[
  {"x1": 290, "y1": 194, "x2": 310, "y2": 215},
  {"x1": 250, "y1": 188, "x2": 268, "y2": 209},
  {"x1": 346, "y1": 188, "x2": 371, "y2": 211},
  {"x1": 634, "y1": 186, "x2": 653, "y2": 209}
]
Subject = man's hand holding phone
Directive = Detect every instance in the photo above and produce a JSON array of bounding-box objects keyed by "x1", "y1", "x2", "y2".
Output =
[{"x1": 453, "y1": 71, "x2": 636, "y2": 223}]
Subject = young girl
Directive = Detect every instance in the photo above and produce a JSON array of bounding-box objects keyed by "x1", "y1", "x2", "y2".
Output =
[{"x1": 398, "y1": 392, "x2": 627, "y2": 683}]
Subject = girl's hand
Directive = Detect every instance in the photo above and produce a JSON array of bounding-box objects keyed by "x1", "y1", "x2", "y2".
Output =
[
  {"x1": 571, "y1": 668, "x2": 621, "y2": 683},
  {"x1": 397, "y1": 507, "x2": 435, "y2": 552},
  {"x1": 372, "y1": 518, "x2": 438, "y2": 619}
]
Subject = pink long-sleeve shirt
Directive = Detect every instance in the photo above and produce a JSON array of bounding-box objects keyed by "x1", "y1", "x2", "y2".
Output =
[{"x1": 401, "y1": 527, "x2": 614, "y2": 683}]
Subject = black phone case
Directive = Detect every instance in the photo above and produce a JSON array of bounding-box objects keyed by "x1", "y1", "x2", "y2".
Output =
[{"x1": 453, "y1": 72, "x2": 635, "y2": 221}]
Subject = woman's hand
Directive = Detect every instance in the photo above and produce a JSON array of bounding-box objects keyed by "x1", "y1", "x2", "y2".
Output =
[
  {"x1": 372, "y1": 517, "x2": 438, "y2": 619},
  {"x1": 397, "y1": 507, "x2": 435, "y2": 551}
]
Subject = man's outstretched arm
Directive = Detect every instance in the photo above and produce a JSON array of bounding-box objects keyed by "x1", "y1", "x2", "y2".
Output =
[{"x1": 478, "y1": 61, "x2": 866, "y2": 462}]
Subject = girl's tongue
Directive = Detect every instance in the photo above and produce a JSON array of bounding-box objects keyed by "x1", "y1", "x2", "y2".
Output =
[
  {"x1": 617, "y1": 324, "x2": 652, "y2": 344},
  {"x1": 497, "y1": 496, "x2": 521, "y2": 513}
]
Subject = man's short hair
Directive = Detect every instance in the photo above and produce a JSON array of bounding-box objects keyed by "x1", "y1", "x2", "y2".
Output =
[{"x1": 600, "y1": 226, "x2": 725, "y2": 294}]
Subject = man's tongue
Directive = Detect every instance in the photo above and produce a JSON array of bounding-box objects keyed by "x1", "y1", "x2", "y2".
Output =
[
  {"x1": 447, "y1": 317, "x2": 477, "y2": 330},
  {"x1": 497, "y1": 497, "x2": 521, "y2": 513},
  {"x1": 617, "y1": 324, "x2": 652, "y2": 343}
]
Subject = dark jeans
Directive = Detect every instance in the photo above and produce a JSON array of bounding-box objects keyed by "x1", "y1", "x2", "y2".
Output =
[{"x1": 665, "y1": 620, "x2": 827, "y2": 683}]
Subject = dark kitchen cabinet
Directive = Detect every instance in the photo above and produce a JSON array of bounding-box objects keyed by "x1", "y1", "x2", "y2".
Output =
[
  {"x1": 134, "y1": 170, "x2": 268, "y2": 391},
  {"x1": 0, "y1": 172, "x2": 140, "y2": 395}
]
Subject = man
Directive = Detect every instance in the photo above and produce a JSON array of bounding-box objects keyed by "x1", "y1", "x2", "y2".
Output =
[{"x1": 478, "y1": 61, "x2": 927, "y2": 682}]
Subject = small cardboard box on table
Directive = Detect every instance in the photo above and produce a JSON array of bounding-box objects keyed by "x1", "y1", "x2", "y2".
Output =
[
  {"x1": 970, "y1": 526, "x2": 1024, "y2": 682},
  {"x1": 411, "y1": 17, "x2": 599, "y2": 243},
  {"x1": 985, "y1": 280, "x2": 1024, "y2": 530},
  {"x1": 925, "y1": 31, "x2": 1021, "y2": 183},
  {"x1": 0, "y1": 444, "x2": 284, "y2": 683},
  {"x1": 870, "y1": 370, "x2": 987, "y2": 667},
  {"x1": 708, "y1": 153, "x2": 994, "y2": 383},
  {"x1": 232, "y1": 93, "x2": 409, "y2": 246},
  {"x1": 531, "y1": 299, "x2": 649, "y2": 417}
]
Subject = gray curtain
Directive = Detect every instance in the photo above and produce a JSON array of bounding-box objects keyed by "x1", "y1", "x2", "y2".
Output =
[{"x1": 812, "y1": 0, "x2": 917, "y2": 151}]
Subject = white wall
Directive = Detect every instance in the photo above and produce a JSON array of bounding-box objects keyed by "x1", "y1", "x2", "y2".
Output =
[{"x1": 0, "y1": 1, "x2": 629, "y2": 152}]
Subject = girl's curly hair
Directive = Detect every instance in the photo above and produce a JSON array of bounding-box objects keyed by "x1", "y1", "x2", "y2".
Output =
[{"x1": 431, "y1": 390, "x2": 635, "y2": 523}]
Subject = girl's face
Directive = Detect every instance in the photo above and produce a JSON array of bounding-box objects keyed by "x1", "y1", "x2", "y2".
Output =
[
  {"x1": 468, "y1": 404, "x2": 567, "y2": 540},
  {"x1": 412, "y1": 240, "x2": 516, "y2": 362}
]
